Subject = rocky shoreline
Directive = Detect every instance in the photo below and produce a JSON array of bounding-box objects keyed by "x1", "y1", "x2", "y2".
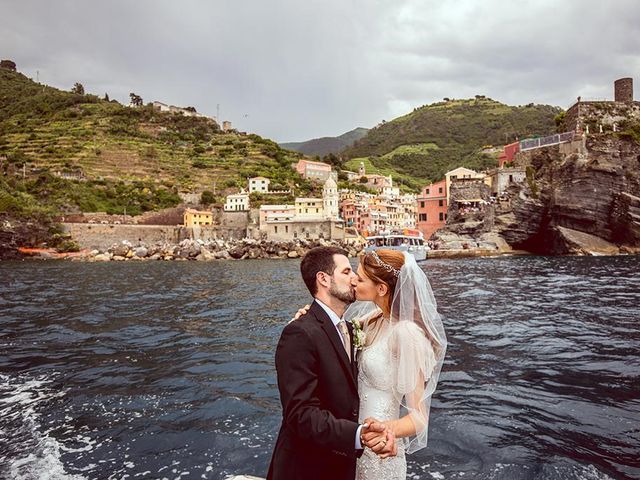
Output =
[
  {"x1": 16, "y1": 238, "x2": 367, "y2": 262},
  {"x1": 11, "y1": 236, "x2": 638, "y2": 262}
]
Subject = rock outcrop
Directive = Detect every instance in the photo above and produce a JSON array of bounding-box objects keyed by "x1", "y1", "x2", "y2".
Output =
[
  {"x1": 435, "y1": 133, "x2": 640, "y2": 255},
  {"x1": 0, "y1": 215, "x2": 60, "y2": 260},
  {"x1": 500, "y1": 134, "x2": 640, "y2": 254}
]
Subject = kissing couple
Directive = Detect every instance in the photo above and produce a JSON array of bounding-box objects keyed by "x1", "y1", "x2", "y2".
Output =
[{"x1": 267, "y1": 246, "x2": 447, "y2": 480}]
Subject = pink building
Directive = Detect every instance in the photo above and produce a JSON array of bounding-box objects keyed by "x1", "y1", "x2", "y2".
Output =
[
  {"x1": 340, "y1": 198, "x2": 370, "y2": 234},
  {"x1": 259, "y1": 204, "x2": 296, "y2": 228},
  {"x1": 416, "y1": 179, "x2": 448, "y2": 239},
  {"x1": 294, "y1": 159, "x2": 332, "y2": 181},
  {"x1": 498, "y1": 141, "x2": 520, "y2": 168},
  {"x1": 340, "y1": 199, "x2": 357, "y2": 227},
  {"x1": 364, "y1": 174, "x2": 392, "y2": 192}
]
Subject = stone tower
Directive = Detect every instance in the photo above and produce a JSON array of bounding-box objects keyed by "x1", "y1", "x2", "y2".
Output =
[
  {"x1": 614, "y1": 78, "x2": 633, "y2": 103},
  {"x1": 323, "y1": 176, "x2": 339, "y2": 220}
]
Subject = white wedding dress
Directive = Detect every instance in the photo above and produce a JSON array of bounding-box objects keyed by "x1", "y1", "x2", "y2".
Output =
[{"x1": 355, "y1": 325, "x2": 406, "y2": 479}]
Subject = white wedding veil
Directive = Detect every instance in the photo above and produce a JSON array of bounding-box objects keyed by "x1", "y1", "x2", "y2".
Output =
[{"x1": 345, "y1": 251, "x2": 447, "y2": 453}]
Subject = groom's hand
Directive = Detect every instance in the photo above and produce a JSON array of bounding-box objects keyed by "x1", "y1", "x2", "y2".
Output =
[
  {"x1": 361, "y1": 417, "x2": 397, "y2": 457},
  {"x1": 360, "y1": 417, "x2": 385, "y2": 449}
]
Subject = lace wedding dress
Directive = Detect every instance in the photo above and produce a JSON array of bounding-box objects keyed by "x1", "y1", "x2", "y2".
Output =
[{"x1": 355, "y1": 325, "x2": 406, "y2": 479}]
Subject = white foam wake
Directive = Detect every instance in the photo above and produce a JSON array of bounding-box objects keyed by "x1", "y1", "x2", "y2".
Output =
[{"x1": 0, "y1": 373, "x2": 87, "y2": 480}]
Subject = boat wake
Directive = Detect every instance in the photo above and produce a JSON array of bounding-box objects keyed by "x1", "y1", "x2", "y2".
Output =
[{"x1": 0, "y1": 373, "x2": 86, "y2": 480}]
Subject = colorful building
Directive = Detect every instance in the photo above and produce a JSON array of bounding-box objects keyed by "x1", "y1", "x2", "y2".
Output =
[
  {"x1": 416, "y1": 180, "x2": 447, "y2": 239},
  {"x1": 363, "y1": 174, "x2": 393, "y2": 192},
  {"x1": 183, "y1": 208, "x2": 213, "y2": 227},
  {"x1": 294, "y1": 159, "x2": 332, "y2": 182},
  {"x1": 295, "y1": 198, "x2": 324, "y2": 218},
  {"x1": 498, "y1": 141, "x2": 520, "y2": 168},
  {"x1": 259, "y1": 204, "x2": 295, "y2": 227}
]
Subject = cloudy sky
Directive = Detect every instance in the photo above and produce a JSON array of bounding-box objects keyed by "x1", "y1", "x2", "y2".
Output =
[{"x1": 2, "y1": 0, "x2": 640, "y2": 142}]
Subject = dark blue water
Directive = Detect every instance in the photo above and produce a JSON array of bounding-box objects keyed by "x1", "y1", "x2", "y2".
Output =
[{"x1": 1, "y1": 256, "x2": 639, "y2": 479}]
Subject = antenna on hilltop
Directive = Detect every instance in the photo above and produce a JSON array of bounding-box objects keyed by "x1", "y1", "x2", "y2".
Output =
[{"x1": 216, "y1": 104, "x2": 220, "y2": 123}]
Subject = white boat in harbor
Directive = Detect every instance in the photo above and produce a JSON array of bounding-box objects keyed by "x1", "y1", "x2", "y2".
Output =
[{"x1": 364, "y1": 232, "x2": 429, "y2": 261}]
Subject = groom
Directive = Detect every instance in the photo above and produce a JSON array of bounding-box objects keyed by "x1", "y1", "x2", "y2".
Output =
[{"x1": 267, "y1": 246, "x2": 395, "y2": 480}]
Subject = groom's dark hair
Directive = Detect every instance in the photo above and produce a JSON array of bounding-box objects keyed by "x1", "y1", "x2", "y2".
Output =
[{"x1": 301, "y1": 246, "x2": 348, "y2": 296}]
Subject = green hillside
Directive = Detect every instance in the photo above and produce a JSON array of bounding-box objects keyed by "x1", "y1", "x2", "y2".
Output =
[
  {"x1": 0, "y1": 67, "x2": 309, "y2": 218},
  {"x1": 342, "y1": 96, "x2": 562, "y2": 184}
]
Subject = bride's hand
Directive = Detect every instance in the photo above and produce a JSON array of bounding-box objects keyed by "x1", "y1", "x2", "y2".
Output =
[
  {"x1": 288, "y1": 304, "x2": 311, "y2": 323},
  {"x1": 362, "y1": 418, "x2": 397, "y2": 457}
]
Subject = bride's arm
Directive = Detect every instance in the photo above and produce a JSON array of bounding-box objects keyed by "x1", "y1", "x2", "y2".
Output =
[
  {"x1": 384, "y1": 322, "x2": 435, "y2": 441},
  {"x1": 382, "y1": 374, "x2": 427, "y2": 438},
  {"x1": 289, "y1": 304, "x2": 311, "y2": 323}
]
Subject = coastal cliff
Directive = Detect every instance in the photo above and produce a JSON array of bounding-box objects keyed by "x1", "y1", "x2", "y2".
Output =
[
  {"x1": 434, "y1": 132, "x2": 640, "y2": 255},
  {"x1": 501, "y1": 134, "x2": 640, "y2": 254}
]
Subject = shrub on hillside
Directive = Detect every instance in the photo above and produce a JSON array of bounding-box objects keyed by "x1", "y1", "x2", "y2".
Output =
[{"x1": 200, "y1": 190, "x2": 215, "y2": 205}]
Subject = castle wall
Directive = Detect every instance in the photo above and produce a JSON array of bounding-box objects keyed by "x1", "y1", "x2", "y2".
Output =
[{"x1": 564, "y1": 101, "x2": 640, "y2": 132}]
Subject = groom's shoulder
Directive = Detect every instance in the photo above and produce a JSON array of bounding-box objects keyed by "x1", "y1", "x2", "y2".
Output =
[{"x1": 281, "y1": 309, "x2": 321, "y2": 338}]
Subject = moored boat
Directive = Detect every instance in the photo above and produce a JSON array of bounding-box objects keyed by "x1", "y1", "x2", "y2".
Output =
[{"x1": 364, "y1": 231, "x2": 429, "y2": 261}]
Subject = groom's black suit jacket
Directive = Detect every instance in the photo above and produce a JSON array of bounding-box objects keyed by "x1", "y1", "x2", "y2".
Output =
[{"x1": 267, "y1": 300, "x2": 360, "y2": 480}]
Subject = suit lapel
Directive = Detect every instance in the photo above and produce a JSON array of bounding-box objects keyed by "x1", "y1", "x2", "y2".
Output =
[{"x1": 310, "y1": 301, "x2": 358, "y2": 392}]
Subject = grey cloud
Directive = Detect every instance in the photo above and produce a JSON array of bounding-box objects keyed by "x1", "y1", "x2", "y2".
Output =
[{"x1": 1, "y1": 0, "x2": 639, "y2": 142}]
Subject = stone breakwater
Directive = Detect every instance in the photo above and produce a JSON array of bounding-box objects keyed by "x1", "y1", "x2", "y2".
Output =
[{"x1": 62, "y1": 238, "x2": 366, "y2": 262}]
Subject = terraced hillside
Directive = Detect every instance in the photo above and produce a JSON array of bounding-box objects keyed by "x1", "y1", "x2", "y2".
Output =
[{"x1": 0, "y1": 67, "x2": 307, "y2": 217}]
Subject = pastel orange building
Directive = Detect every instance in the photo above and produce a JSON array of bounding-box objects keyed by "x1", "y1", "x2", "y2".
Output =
[{"x1": 416, "y1": 179, "x2": 447, "y2": 239}]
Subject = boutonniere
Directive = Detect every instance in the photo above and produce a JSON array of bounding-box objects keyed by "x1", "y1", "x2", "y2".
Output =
[{"x1": 350, "y1": 318, "x2": 366, "y2": 351}]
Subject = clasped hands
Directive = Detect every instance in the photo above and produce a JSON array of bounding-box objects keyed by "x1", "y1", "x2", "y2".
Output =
[{"x1": 361, "y1": 417, "x2": 397, "y2": 458}]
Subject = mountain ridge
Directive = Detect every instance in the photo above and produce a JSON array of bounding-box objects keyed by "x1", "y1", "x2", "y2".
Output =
[{"x1": 280, "y1": 127, "x2": 369, "y2": 156}]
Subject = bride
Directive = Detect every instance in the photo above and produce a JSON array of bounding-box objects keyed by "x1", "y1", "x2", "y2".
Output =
[
  {"x1": 296, "y1": 249, "x2": 447, "y2": 479},
  {"x1": 350, "y1": 249, "x2": 446, "y2": 479}
]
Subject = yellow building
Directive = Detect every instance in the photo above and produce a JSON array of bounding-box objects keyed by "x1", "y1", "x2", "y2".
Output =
[
  {"x1": 295, "y1": 198, "x2": 324, "y2": 218},
  {"x1": 184, "y1": 208, "x2": 213, "y2": 227}
]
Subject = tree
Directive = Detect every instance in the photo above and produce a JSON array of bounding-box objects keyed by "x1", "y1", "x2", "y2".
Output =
[
  {"x1": 554, "y1": 111, "x2": 566, "y2": 128},
  {"x1": 322, "y1": 153, "x2": 341, "y2": 169},
  {"x1": 200, "y1": 190, "x2": 215, "y2": 205},
  {"x1": 129, "y1": 92, "x2": 143, "y2": 107},
  {"x1": 0, "y1": 59, "x2": 16, "y2": 71},
  {"x1": 104, "y1": 93, "x2": 110, "y2": 101},
  {"x1": 71, "y1": 82, "x2": 85, "y2": 95}
]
